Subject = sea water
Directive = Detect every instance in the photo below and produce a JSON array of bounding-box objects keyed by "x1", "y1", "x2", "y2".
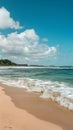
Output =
[{"x1": 0, "y1": 66, "x2": 73, "y2": 111}]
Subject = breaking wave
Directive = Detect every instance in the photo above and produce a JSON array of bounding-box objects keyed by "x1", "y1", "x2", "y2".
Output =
[{"x1": 0, "y1": 77, "x2": 73, "y2": 111}]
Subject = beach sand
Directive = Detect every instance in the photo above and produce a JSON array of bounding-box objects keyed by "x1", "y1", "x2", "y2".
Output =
[{"x1": 0, "y1": 84, "x2": 73, "y2": 130}]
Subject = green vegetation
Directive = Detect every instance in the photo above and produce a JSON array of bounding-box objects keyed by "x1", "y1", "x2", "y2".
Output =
[
  {"x1": 0, "y1": 59, "x2": 16, "y2": 66},
  {"x1": 0, "y1": 59, "x2": 28, "y2": 66}
]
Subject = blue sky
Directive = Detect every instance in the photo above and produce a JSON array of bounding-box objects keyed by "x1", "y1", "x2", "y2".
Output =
[{"x1": 0, "y1": 0, "x2": 73, "y2": 65}]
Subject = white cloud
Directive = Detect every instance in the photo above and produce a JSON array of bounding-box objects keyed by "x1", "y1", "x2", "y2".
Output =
[
  {"x1": 0, "y1": 7, "x2": 22, "y2": 29},
  {"x1": 0, "y1": 29, "x2": 57, "y2": 64}
]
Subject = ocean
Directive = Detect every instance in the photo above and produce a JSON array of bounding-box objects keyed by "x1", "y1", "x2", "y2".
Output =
[{"x1": 0, "y1": 66, "x2": 73, "y2": 111}]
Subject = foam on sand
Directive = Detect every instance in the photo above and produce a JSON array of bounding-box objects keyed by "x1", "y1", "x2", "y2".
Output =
[{"x1": 0, "y1": 77, "x2": 73, "y2": 111}]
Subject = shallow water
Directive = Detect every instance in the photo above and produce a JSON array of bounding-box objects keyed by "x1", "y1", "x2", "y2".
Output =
[{"x1": 0, "y1": 66, "x2": 73, "y2": 111}]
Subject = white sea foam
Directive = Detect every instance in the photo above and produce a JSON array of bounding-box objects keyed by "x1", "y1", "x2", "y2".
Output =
[{"x1": 0, "y1": 77, "x2": 73, "y2": 111}]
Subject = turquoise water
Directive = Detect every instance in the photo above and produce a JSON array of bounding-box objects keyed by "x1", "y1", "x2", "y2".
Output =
[
  {"x1": 0, "y1": 66, "x2": 73, "y2": 110},
  {"x1": 0, "y1": 67, "x2": 73, "y2": 84}
]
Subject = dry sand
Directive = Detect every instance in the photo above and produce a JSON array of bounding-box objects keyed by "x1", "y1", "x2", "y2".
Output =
[{"x1": 0, "y1": 85, "x2": 73, "y2": 130}]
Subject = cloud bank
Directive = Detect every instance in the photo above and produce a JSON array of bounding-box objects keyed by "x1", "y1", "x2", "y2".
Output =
[
  {"x1": 0, "y1": 7, "x2": 22, "y2": 29},
  {"x1": 0, "y1": 7, "x2": 57, "y2": 64},
  {"x1": 0, "y1": 29, "x2": 57, "y2": 64}
]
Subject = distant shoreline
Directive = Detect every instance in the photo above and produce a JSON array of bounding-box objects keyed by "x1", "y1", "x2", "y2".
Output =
[{"x1": 0, "y1": 59, "x2": 73, "y2": 68}]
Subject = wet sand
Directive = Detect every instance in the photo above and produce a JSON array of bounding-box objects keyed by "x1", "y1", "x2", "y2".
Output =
[{"x1": 0, "y1": 84, "x2": 73, "y2": 130}]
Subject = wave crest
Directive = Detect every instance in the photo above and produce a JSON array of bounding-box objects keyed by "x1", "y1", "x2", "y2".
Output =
[{"x1": 0, "y1": 77, "x2": 73, "y2": 111}]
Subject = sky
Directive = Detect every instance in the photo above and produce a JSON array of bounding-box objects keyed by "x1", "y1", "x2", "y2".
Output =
[{"x1": 0, "y1": 0, "x2": 73, "y2": 65}]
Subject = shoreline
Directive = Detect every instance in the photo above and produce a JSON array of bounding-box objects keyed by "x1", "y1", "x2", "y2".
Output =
[
  {"x1": 0, "y1": 77, "x2": 73, "y2": 111},
  {"x1": 0, "y1": 84, "x2": 73, "y2": 130}
]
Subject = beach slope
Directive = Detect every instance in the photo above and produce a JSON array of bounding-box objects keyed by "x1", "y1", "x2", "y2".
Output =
[{"x1": 0, "y1": 85, "x2": 73, "y2": 130}]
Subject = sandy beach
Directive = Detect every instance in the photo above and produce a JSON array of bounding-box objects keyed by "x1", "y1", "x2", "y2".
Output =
[{"x1": 0, "y1": 84, "x2": 73, "y2": 130}]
